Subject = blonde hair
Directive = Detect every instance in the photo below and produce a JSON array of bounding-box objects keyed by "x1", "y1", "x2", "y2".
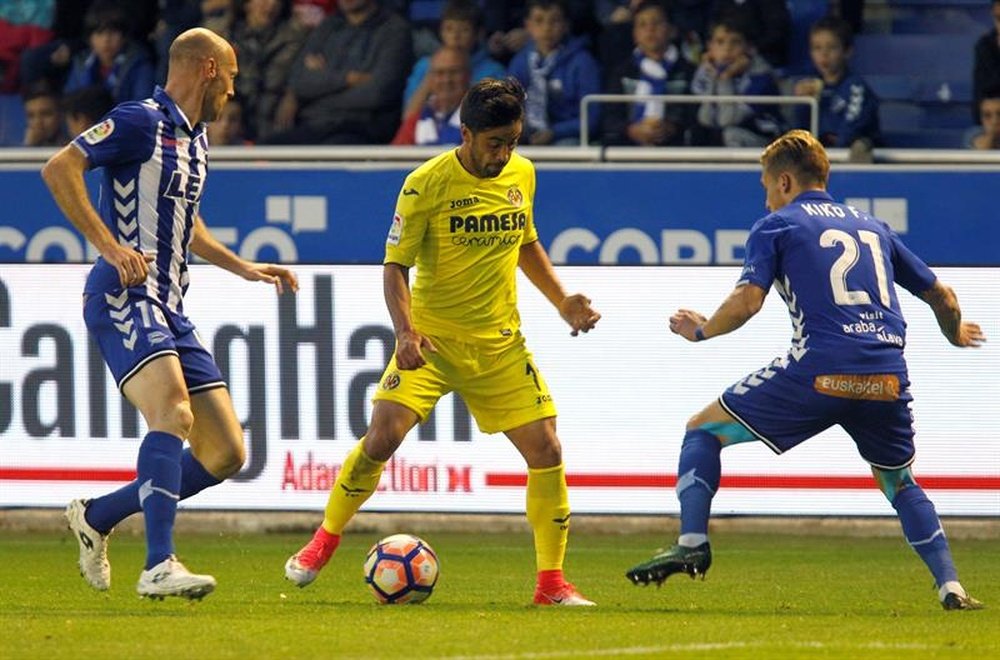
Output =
[{"x1": 760, "y1": 130, "x2": 830, "y2": 187}]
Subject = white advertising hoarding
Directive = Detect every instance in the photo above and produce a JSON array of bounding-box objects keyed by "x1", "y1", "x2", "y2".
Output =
[{"x1": 1, "y1": 265, "x2": 997, "y2": 515}]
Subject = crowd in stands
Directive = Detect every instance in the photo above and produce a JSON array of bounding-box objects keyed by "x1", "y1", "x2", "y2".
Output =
[{"x1": 0, "y1": 0, "x2": 998, "y2": 152}]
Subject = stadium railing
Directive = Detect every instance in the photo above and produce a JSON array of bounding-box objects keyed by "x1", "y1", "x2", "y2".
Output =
[
  {"x1": 3, "y1": 143, "x2": 1000, "y2": 167},
  {"x1": 578, "y1": 93, "x2": 821, "y2": 146}
]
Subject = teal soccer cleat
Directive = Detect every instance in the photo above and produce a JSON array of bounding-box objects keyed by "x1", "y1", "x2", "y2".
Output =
[{"x1": 626, "y1": 542, "x2": 712, "y2": 586}]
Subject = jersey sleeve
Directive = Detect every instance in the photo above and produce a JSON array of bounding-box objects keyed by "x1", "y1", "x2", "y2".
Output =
[
  {"x1": 72, "y1": 103, "x2": 156, "y2": 168},
  {"x1": 384, "y1": 174, "x2": 429, "y2": 267},
  {"x1": 521, "y1": 160, "x2": 539, "y2": 245},
  {"x1": 887, "y1": 226, "x2": 937, "y2": 295},
  {"x1": 737, "y1": 214, "x2": 788, "y2": 290}
]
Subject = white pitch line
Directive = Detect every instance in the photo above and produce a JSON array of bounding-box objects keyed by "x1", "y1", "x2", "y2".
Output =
[{"x1": 443, "y1": 640, "x2": 939, "y2": 660}]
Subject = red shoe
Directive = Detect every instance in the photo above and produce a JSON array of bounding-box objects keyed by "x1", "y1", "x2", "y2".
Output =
[
  {"x1": 533, "y1": 582, "x2": 596, "y2": 606},
  {"x1": 284, "y1": 528, "x2": 339, "y2": 588}
]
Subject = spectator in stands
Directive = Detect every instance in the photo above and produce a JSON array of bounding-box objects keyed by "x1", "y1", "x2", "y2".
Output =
[
  {"x1": 22, "y1": 80, "x2": 65, "y2": 147},
  {"x1": 710, "y1": 0, "x2": 789, "y2": 69},
  {"x1": 793, "y1": 16, "x2": 879, "y2": 161},
  {"x1": 0, "y1": 2, "x2": 55, "y2": 93},
  {"x1": 601, "y1": 1, "x2": 695, "y2": 147},
  {"x1": 403, "y1": 1, "x2": 504, "y2": 116},
  {"x1": 292, "y1": 0, "x2": 338, "y2": 31},
  {"x1": 596, "y1": 0, "x2": 705, "y2": 68},
  {"x1": 63, "y1": 1, "x2": 155, "y2": 103},
  {"x1": 229, "y1": 0, "x2": 306, "y2": 142},
  {"x1": 392, "y1": 46, "x2": 471, "y2": 145},
  {"x1": 972, "y1": 0, "x2": 1000, "y2": 124},
  {"x1": 508, "y1": 0, "x2": 601, "y2": 145},
  {"x1": 970, "y1": 90, "x2": 1000, "y2": 150},
  {"x1": 690, "y1": 18, "x2": 783, "y2": 147},
  {"x1": 264, "y1": 0, "x2": 412, "y2": 144},
  {"x1": 208, "y1": 96, "x2": 250, "y2": 145},
  {"x1": 61, "y1": 83, "x2": 114, "y2": 138}
]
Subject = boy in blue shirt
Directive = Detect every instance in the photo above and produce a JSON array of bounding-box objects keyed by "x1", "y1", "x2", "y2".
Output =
[{"x1": 508, "y1": 0, "x2": 600, "y2": 145}]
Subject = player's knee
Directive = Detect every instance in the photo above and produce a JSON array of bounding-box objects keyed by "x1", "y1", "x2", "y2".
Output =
[{"x1": 154, "y1": 399, "x2": 194, "y2": 438}]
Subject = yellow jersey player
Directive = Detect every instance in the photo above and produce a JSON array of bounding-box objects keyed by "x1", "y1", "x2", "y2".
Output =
[{"x1": 284, "y1": 77, "x2": 601, "y2": 606}]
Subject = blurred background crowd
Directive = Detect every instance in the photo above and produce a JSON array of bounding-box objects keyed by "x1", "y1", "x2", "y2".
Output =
[{"x1": 1, "y1": 0, "x2": 998, "y2": 155}]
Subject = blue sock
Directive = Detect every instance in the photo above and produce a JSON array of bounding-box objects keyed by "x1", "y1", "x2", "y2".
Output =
[
  {"x1": 179, "y1": 450, "x2": 222, "y2": 499},
  {"x1": 676, "y1": 430, "x2": 722, "y2": 536},
  {"x1": 137, "y1": 431, "x2": 183, "y2": 569},
  {"x1": 85, "y1": 449, "x2": 222, "y2": 534},
  {"x1": 892, "y1": 485, "x2": 958, "y2": 587}
]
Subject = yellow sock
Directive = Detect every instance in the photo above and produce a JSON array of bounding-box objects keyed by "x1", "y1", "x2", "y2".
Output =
[
  {"x1": 321, "y1": 440, "x2": 386, "y2": 534},
  {"x1": 526, "y1": 463, "x2": 570, "y2": 571}
]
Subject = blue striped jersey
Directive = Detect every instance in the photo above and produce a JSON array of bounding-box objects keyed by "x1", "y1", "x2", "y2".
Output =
[
  {"x1": 75, "y1": 86, "x2": 208, "y2": 327},
  {"x1": 738, "y1": 190, "x2": 937, "y2": 375}
]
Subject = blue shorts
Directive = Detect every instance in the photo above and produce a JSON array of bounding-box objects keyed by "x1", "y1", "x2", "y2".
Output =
[
  {"x1": 83, "y1": 289, "x2": 225, "y2": 393},
  {"x1": 719, "y1": 360, "x2": 916, "y2": 470}
]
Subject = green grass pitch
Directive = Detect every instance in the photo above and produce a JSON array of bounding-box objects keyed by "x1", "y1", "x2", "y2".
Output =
[{"x1": 1, "y1": 529, "x2": 997, "y2": 659}]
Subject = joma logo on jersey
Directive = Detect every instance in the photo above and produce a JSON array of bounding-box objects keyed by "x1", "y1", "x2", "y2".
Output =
[
  {"x1": 165, "y1": 171, "x2": 203, "y2": 202},
  {"x1": 449, "y1": 212, "x2": 526, "y2": 233},
  {"x1": 449, "y1": 196, "x2": 479, "y2": 209}
]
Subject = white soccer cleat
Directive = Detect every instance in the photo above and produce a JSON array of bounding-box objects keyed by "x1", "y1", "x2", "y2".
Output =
[
  {"x1": 64, "y1": 499, "x2": 111, "y2": 591},
  {"x1": 533, "y1": 582, "x2": 597, "y2": 606},
  {"x1": 137, "y1": 555, "x2": 216, "y2": 601}
]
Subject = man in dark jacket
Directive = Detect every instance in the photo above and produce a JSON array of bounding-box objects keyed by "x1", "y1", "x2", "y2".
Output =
[{"x1": 265, "y1": 0, "x2": 413, "y2": 144}]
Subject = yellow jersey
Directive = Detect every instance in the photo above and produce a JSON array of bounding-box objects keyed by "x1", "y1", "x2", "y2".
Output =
[{"x1": 384, "y1": 148, "x2": 538, "y2": 343}]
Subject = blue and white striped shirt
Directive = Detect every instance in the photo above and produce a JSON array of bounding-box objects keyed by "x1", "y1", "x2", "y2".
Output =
[{"x1": 75, "y1": 86, "x2": 208, "y2": 328}]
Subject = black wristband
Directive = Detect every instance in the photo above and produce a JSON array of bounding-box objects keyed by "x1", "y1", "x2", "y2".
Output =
[{"x1": 694, "y1": 326, "x2": 706, "y2": 342}]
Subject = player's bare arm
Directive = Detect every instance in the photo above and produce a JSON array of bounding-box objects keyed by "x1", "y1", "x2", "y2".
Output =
[
  {"x1": 518, "y1": 240, "x2": 600, "y2": 336},
  {"x1": 918, "y1": 280, "x2": 986, "y2": 348},
  {"x1": 41, "y1": 145, "x2": 153, "y2": 288},
  {"x1": 671, "y1": 283, "x2": 767, "y2": 342},
  {"x1": 383, "y1": 262, "x2": 436, "y2": 369},
  {"x1": 190, "y1": 215, "x2": 299, "y2": 294}
]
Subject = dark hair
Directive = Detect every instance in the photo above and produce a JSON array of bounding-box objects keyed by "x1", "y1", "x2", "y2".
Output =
[
  {"x1": 527, "y1": 0, "x2": 568, "y2": 17},
  {"x1": 708, "y1": 16, "x2": 753, "y2": 43},
  {"x1": 85, "y1": 0, "x2": 130, "y2": 35},
  {"x1": 460, "y1": 77, "x2": 525, "y2": 132},
  {"x1": 982, "y1": 85, "x2": 1000, "y2": 101},
  {"x1": 21, "y1": 78, "x2": 60, "y2": 104},
  {"x1": 61, "y1": 85, "x2": 115, "y2": 122},
  {"x1": 441, "y1": 0, "x2": 483, "y2": 30},
  {"x1": 810, "y1": 15, "x2": 854, "y2": 50},
  {"x1": 633, "y1": 0, "x2": 673, "y2": 24}
]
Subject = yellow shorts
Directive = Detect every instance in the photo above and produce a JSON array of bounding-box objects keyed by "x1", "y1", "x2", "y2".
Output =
[{"x1": 373, "y1": 332, "x2": 557, "y2": 434}]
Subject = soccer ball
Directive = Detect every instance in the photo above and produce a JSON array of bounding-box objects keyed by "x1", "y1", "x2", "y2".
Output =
[{"x1": 363, "y1": 533, "x2": 439, "y2": 604}]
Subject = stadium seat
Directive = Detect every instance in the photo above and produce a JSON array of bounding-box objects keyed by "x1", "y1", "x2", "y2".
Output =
[
  {"x1": 0, "y1": 93, "x2": 26, "y2": 146},
  {"x1": 852, "y1": 34, "x2": 976, "y2": 76},
  {"x1": 883, "y1": 128, "x2": 967, "y2": 148}
]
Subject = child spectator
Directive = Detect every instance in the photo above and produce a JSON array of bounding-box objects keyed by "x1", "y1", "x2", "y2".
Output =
[
  {"x1": 208, "y1": 96, "x2": 250, "y2": 145},
  {"x1": 793, "y1": 16, "x2": 879, "y2": 160},
  {"x1": 711, "y1": 0, "x2": 790, "y2": 69},
  {"x1": 403, "y1": 1, "x2": 504, "y2": 116},
  {"x1": 508, "y1": 0, "x2": 600, "y2": 145},
  {"x1": 392, "y1": 46, "x2": 471, "y2": 145},
  {"x1": 973, "y1": 0, "x2": 1000, "y2": 124},
  {"x1": 970, "y1": 91, "x2": 1000, "y2": 150},
  {"x1": 61, "y1": 84, "x2": 114, "y2": 138},
  {"x1": 602, "y1": 1, "x2": 695, "y2": 147},
  {"x1": 63, "y1": 1, "x2": 155, "y2": 103},
  {"x1": 690, "y1": 18, "x2": 783, "y2": 147},
  {"x1": 229, "y1": 0, "x2": 306, "y2": 142},
  {"x1": 22, "y1": 80, "x2": 65, "y2": 147}
]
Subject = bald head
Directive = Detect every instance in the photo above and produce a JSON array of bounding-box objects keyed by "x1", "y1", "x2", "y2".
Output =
[
  {"x1": 164, "y1": 27, "x2": 238, "y2": 125},
  {"x1": 169, "y1": 27, "x2": 233, "y2": 69}
]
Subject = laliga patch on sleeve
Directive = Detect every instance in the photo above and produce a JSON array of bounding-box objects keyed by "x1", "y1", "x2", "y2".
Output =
[
  {"x1": 82, "y1": 119, "x2": 115, "y2": 145},
  {"x1": 387, "y1": 212, "x2": 403, "y2": 245}
]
